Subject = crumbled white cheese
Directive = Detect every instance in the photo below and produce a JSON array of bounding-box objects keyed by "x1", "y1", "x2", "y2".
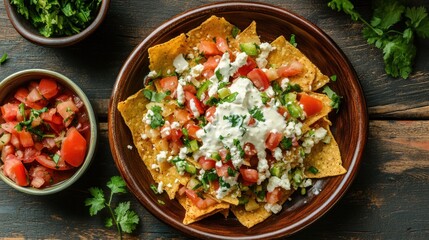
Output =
[
  {"x1": 264, "y1": 203, "x2": 282, "y2": 214},
  {"x1": 256, "y1": 42, "x2": 274, "y2": 68},
  {"x1": 142, "y1": 110, "x2": 154, "y2": 124},
  {"x1": 173, "y1": 54, "x2": 189, "y2": 74},
  {"x1": 267, "y1": 173, "x2": 291, "y2": 192},
  {"x1": 273, "y1": 147, "x2": 283, "y2": 161},
  {"x1": 156, "y1": 151, "x2": 168, "y2": 162},
  {"x1": 189, "y1": 99, "x2": 200, "y2": 117},
  {"x1": 141, "y1": 133, "x2": 148, "y2": 140},
  {"x1": 179, "y1": 147, "x2": 188, "y2": 160},
  {"x1": 147, "y1": 70, "x2": 158, "y2": 78},
  {"x1": 127, "y1": 145, "x2": 133, "y2": 150},
  {"x1": 176, "y1": 83, "x2": 185, "y2": 105},
  {"x1": 157, "y1": 181, "x2": 164, "y2": 194}
]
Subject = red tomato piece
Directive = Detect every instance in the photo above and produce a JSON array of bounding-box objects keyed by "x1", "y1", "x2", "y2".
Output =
[
  {"x1": 35, "y1": 154, "x2": 72, "y2": 170},
  {"x1": 183, "y1": 84, "x2": 197, "y2": 94},
  {"x1": 185, "y1": 123, "x2": 201, "y2": 140},
  {"x1": 265, "y1": 132, "x2": 283, "y2": 151},
  {"x1": 1, "y1": 144, "x2": 15, "y2": 161},
  {"x1": 215, "y1": 37, "x2": 229, "y2": 53},
  {"x1": 26, "y1": 88, "x2": 43, "y2": 103},
  {"x1": 174, "y1": 109, "x2": 191, "y2": 125},
  {"x1": 202, "y1": 55, "x2": 221, "y2": 79},
  {"x1": 170, "y1": 128, "x2": 183, "y2": 142},
  {"x1": 159, "y1": 76, "x2": 178, "y2": 93},
  {"x1": 184, "y1": 91, "x2": 204, "y2": 117},
  {"x1": 247, "y1": 117, "x2": 256, "y2": 126},
  {"x1": 236, "y1": 57, "x2": 257, "y2": 77},
  {"x1": 277, "y1": 60, "x2": 303, "y2": 77},
  {"x1": 14, "y1": 88, "x2": 29, "y2": 103},
  {"x1": 205, "y1": 106, "x2": 216, "y2": 123},
  {"x1": 199, "y1": 40, "x2": 222, "y2": 56},
  {"x1": 299, "y1": 94, "x2": 323, "y2": 116},
  {"x1": 1, "y1": 103, "x2": 19, "y2": 121},
  {"x1": 38, "y1": 78, "x2": 58, "y2": 99},
  {"x1": 266, "y1": 187, "x2": 283, "y2": 204},
  {"x1": 18, "y1": 130, "x2": 34, "y2": 148},
  {"x1": 56, "y1": 99, "x2": 78, "y2": 126},
  {"x1": 61, "y1": 127, "x2": 87, "y2": 167},
  {"x1": 247, "y1": 68, "x2": 270, "y2": 91},
  {"x1": 243, "y1": 142, "x2": 257, "y2": 156},
  {"x1": 240, "y1": 168, "x2": 259, "y2": 183},
  {"x1": 215, "y1": 161, "x2": 234, "y2": 177},
  {"x1": 185, "y1": 189, "x2": 200, "y2": 205},
  {"x1": 2, "y1": 156, "x2": 29, "y2": 186},
  {"x1": 198, "y1": 156, "x2": 216, "y2": 170}
]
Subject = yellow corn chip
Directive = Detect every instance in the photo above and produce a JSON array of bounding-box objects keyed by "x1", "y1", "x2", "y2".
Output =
[{"x1": 148, "y1": 33, "x2": 187, "y2": 76}]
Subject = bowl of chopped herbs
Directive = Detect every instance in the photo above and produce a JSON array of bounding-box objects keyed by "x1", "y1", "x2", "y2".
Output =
[{"x1": 4, "y1": 0, "x2": 110, "y2": 47}]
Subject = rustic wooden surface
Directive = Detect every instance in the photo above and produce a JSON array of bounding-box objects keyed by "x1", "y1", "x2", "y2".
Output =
[{"x1": 1, "y1": 0, "x2": 429, "y2": 239}]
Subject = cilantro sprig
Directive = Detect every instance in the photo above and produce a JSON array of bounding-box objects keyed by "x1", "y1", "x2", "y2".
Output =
[
  {"x1": 85, "y1": 176, "x2": 140, "y2": 239},
  {"x1": 328, "y1": 0, "x2": 429, "y2": 79},
  {"x1": 0, "y1": 53, "x2": 7, "y2": 65}
]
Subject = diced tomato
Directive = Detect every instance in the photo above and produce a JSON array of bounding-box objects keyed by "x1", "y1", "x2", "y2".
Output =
[
  {"x1": 240, "y1": 168, "x2": 259, "y2": 183},
  {"x1": 183, "y1": 84, "x2": 197, "y2": 94},
  {"x1": 247, "y1": 68, "x2": 270, "y2": 91},
  {"x1": 277, "y1": 60, "x2": 303, "y2": 77},
  {"x1": 1, "y1": 144, "x2": 14, "y2": 161},
  {"x1": 243, "y1": 142, "x2": 257, "y2": 156},
  {"x1": 247, "y1": 117, "x2": 256, "y2": 126},
  {"x1": 215, "y1": 161, "x2": 234, "y2": 177},
  {"x1": 299, "y1": 94, "x2": 323, "y2": 116},
  {"x1": 203, "y1": 197, "x2": 218, "y2": 208},
  {"x1": 211, "y1": 180, "x2": 219, "y2": 190},
  {"x1": 21, "y1": 147, "x2": 40, "y2": 163},
  {"x1": 185, "y1": 189, "x2": 200, "y2": 204},
  {"x1": 26, "y1": 88, "x2": 43, "y2": 103},
  {"x1": 185, "y1": 123, "x2": 201, "y2": 140},
  {"x1": 185, "y1": 188, "x2": 216, "y2": 209},
  {"x1": 35, "y1": 154, "x2": 72, "y2": 171},
  {"x1": 199, "y1": 40, "x2": 222, "y2": 56},
  {"x1": 41, "y1": 108, "x2": 57, "y2": 122},
  {"x1": 185, "y1": 91, "x2": 204, "y2": 117},
  {"x1": 38, "y1": 78, "x2": 58, "y2": 99},
  {"x1": 61, "y1": 127, "x2": 87, "y2": 167},
  {"x1": 218, "y1": 148, "x2": 229, "y2": 162},
  {"x1": 56, "y1": 99, "x2": 78, "y2": 126},
  {"x1": 18, "y1": 130, "x2": 34, "y2": 148},
  {"x1": 215, "y1": 37, "x2": 229, "y2": 53},
  {"x1": 1, "y1": 103, "x2": 19, "y2": 122},
  {"x1": 174, "y1": 109, "x2": 191, "y2": 125},
  {"x1": 236, "y1": 57, "x2": 257, "y2": 77},
  {"x1": 170, "y1": 128, "x2": 183, "y2": 142},
  {"x1": 2, "y1": 156, "x2": 29, "y2": 186},
  {"x1": 159, "y1": 76, "x2": 178, "y2": 93},
  {"x1": 1, "y1": 122, "x2": 17, "y2": 133},
  {"x1": 10, "y1": 133, "x2": 21, "y2": 149},
  {"x1": 202, "y1": 55, "x2": 221, "y2": 79},
  {"x1": 205, "y1": 106, "x2": 216, "y2": 123},
  {"x1": 198, "y1": 156, "x2": 216, "y2": 170},
  {"x1": 266, "y1": 187, "x2": 283, "y2": 204},
  {"x1": 14, "y1": 88, "x2": 29, "y2": 103},
  {"x1": 169, "y1": 141, "x2": 182, "y2": 155},
  {"x1": 265, "y1": 132, "x2": 283, "y2": 151},
  {"x1": 29, "y1": 165, "x2": 53, "y2": 188},
  {"x1": 277, "y1": 106, "x2": 288, "y2": 118},
  {"x1": 48, "y1": 122, "x2": 65, "y2": 134}
]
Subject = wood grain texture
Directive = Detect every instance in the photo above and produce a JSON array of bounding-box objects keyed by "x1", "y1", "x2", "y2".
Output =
[{"x1": 0, "y1": 0, "x2": 428, "y2": 239}]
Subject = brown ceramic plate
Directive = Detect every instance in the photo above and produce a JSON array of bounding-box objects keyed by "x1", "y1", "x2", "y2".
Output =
[
  {"x1": 108, "y1": 2, "x2": 368, "y2": 239},
  {"x1": 4, "y1": 0, "x2": 110, "y2": 47}
]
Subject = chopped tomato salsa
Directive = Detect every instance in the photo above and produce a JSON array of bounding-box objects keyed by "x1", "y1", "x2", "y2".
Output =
[{"x1": 0, "y1": 78, "x2": 90, "y2": 188}]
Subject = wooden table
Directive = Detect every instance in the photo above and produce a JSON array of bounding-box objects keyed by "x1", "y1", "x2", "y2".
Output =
[{"x1": 1, "y1": 1, "x2": 428, "y2": 239}]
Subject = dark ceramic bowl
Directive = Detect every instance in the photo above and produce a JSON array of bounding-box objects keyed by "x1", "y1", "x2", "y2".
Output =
[
  {"x1": 0, "y1": 69, "x2": 98, "y2": 195},
  {"x1": 4, "y1": 0, "x2": 110, "y2": 47},
  {"x1": 109, "y1": 2, "x2": 368, "y2": 239}
]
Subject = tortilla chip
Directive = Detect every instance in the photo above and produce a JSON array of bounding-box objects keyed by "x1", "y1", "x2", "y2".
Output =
[
  {"x1": 178, "y1": 194, "x2": 230, "y2": 225},
  {"x1": 148, "y1": 33, "x2": 187, "y2": 76},
  {"x1": 312, "y1": 67, "x2": 331, "y2": 91},
  {"x1": 231, "y1": 190, "x2": 293, "y2": 228},
  {"x1": 301, "y1": 92, "x2": 333, "y2": 134},
  {"x1": 186, "y1": 16, "x2": 235, "y2": 50},
  {"x1": 304, "y1": 119, "x2": 346, "y2": 178},
  {"x1": 232, "y1": 21, "x2": 261, "y2": 49},
  {"x1": 117, "y1": 90, "x2": 189, "y2": 199},
  {"x1": 267, "y1": 36, "x2": 316, "y2": 92}
]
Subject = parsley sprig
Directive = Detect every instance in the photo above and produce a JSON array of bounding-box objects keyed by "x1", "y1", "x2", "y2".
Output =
[
  {"x1": 328, "y1": 0, "x2": 429, "y2": 79},
  {"x1": 85, "y1": 176, "x2": 140, "y2": 239}
]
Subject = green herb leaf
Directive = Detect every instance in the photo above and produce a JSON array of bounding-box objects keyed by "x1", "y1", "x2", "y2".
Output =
[
  {"x1": 232, "y1": 26, "x2": 240, "y2": 38},
  {"x1": 308, "y1": 166, "x2": 319, "y2": 174},
  {"x1": 322, "y1": 86, "x2": 341, "y2": 112},
  {"x1": 107, "y1": 176, "x2": 127, "y2": 195},
  {"x1": 85, "y1": 187, "x2": 106, "y2": 216},
  {"x1": 148, "y1": 106, "x2": 165, "y2": 129},
  {"x1": 0, "y1": 53, "x2": 8, "y2": 65},
  {"x1": 289, "y1": 34, "x2": 297, "y2": 47},
  {"x1": 328, "y1": 0, "x2": 361, "y2": 21},
  {"x1": 249, "y1": 107, "x2": 265, "y2": 122},
  {"x1": 143, "y1": 89, "x2": 169, "y2": 102},
  {"x1": 114, "y1": 202, "x2": 140, "y2": 234},
  {"x1": 330, "y1": 75, "x2": 337, "y2": 82}
]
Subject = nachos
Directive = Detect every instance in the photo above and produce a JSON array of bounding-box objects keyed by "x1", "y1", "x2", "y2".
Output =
[{"x1": 118, "y1": 16, "x2": 346, "y2": 228}]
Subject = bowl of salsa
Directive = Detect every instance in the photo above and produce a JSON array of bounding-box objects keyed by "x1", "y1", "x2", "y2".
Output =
[{"x1": 0, "y1": 69, "x2": 97, "y2": 195}]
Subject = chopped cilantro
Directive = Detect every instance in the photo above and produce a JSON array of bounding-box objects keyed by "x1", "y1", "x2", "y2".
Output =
[
  {"x1": 148, "y1": 106, "x2": 165, "y2": 129},
  {"x1": 143, "y1": 89, "x2": 169, "y2": 102},
  {"x1": 227, "y1": 167, "x2": 236, "y2": 177},
  {"x1": 232, "y1": 26, "x2": 240, "y2": 38},
  {"x1": 330, "y1": 75, "x2": 337, "y2": 82},
  {"x1": 219, "y1": 177, "x2": 231, "y2": 188},
  {"x1": 11, "y1": 0, "x2": 102, "y2": 37},
  {"x1": 233, "y1": 139, "x2": 245, "y2": 158},
  {"x1": 150, "y1": 184, "x2": 160, "y2": 194},
  {"x1": 249, "y1": 107, "x2": 265, "y2": 122},
  {"x1": 308, "y1": 166, "x2": 319, "y2": 174},
  {"x1": 290, "y1": 34, "x2": 297, "y2": 47},
  {"x1": 280, "y1": 137, "x2": 292, "y2": 150},
  {"x1": 223, "y1": 114, "x2": 246, "y2": 127},
  {"x1": 215, "y1": 69, "x2": 222, "y2": 80},
  {"x1": 157, "y1": 200, "x2": 165, "y2": 205},
  {"x1": 322, "y1": 86, "x2": 341, "y2": 112},
  {"x1": 260, "y1": 92, "x2": 270, "y2": 104}
]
